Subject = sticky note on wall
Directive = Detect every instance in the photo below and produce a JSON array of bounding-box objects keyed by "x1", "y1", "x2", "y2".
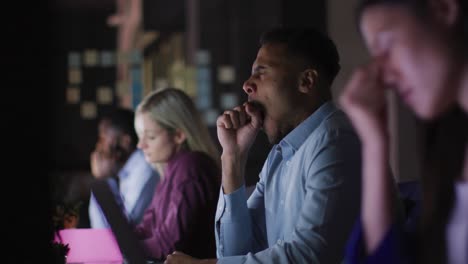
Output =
[
  {"x1": 220, "y1": 92, "x2": 238, "y2": 109},
  {"x1": 66, "y1": 87, "x2": 80, "y2": 104},
  {"x1": 97, "y1": 86, "x2": 113, "y2": 104},
  {"x1": 202, "y1": 108, "x2": 219, "y2": 126},
  {"x1": 68, "y1": 52, "x2": 81, "y2": 68},
  {"x1": 84, "y1": 49, "x2": 99, "y2": 67},
  {"x1": 81, "y1": 101, "x2": 97, "y2": 119},
  {"x1": 100, "y1": 51, "x2": 115, "y2": 67},
  {"x1": 68, "y1": 68, "x2": 82, "y2": 84},
  {"x1": 195, "y1": 50, "x2": 211, "y2": 66},
  {"x1": 217, "y1": 65, "x2": 236, "y2": 84}
]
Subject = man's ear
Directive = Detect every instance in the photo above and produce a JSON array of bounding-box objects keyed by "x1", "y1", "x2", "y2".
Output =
[
  {"x1": 298, "y1": 69, "x2": 318, "y2": 94},
  {"x1": 429, "y1": 0, "x2": 459, "y2": 26},
  {"x1": 173, "y1": 129, "x2": 187, "y2": 146}
]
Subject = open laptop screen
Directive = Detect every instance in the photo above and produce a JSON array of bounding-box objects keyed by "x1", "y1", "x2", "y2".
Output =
[
  {"x1": 54, "y1": 228, "x2": 123, "y2": 263},
  {"x1": 91, "y1": 179, "x2": 148, "y2": 264}
]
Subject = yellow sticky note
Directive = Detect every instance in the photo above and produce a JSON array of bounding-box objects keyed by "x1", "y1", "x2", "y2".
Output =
[
  {"x1": 84, "y1": 49, "x2": 99, "y2": 67},
  {"x1": 68, "y1": 68, "x2": 82, "y2": 84},
  {"x1": 218, "y1": 65, "x2": 236, "y2": 84},
  {"x1": 81, "y1": 101, "x2": 97, "y2": 119},
  {"x1": 96, "y1": 86, "x2": 113, "y2": 104}
]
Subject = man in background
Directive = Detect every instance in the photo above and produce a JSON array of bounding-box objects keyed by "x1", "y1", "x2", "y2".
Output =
[
  {"x1": 88, "y1": 108, "x2": 159, "y2": 227},
  {"x1": 166, "y1": 27, "x2": 362, "y2": 263}
]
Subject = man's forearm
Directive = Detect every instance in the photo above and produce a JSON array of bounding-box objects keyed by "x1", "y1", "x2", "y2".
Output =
[
  {"x1": 361, "y1": 138, "x2": 394, "y2": 254},
  {"x1": 221, "y1": 153, "x2": 246, "y2": 194}
]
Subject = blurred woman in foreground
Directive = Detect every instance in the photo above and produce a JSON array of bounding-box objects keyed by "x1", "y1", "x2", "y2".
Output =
[{"x1": 340, "y1": 0, "x2": 468, "y2": 263}]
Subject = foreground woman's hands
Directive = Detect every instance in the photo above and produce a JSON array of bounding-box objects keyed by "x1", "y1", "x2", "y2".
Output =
[
  {"x1": 339, "y1": 61, "x2": 396, "y2": 253},
  {"x1": 339, "y1": 61, "x2": 389, "y2": 144}
]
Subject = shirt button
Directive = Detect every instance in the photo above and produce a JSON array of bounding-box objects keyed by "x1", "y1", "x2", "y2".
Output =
[{"x1": 277, "y1": 239, "x2": 283, "y2": 245}]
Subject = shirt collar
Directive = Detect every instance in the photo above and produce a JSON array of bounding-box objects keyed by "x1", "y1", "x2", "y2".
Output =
[
  {"x1": 118, "y1": 149, "x2": 141, "y2": 178},
  {"x1": 278, "y1": 101, "x2": 337, "y2": 160}
]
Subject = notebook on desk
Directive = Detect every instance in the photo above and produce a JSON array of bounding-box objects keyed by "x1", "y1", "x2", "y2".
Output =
[{"x1": 91, "y1": 178, "x2": 153, "y2": 264}]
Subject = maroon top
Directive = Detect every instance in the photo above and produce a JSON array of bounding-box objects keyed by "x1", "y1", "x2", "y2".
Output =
[{"x1": 134, "y1": 150, "x2": 220, "y2": 261}]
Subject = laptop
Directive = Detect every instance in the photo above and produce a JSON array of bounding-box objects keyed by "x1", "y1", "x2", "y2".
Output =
[
  {"x1": 91, "y1": 178, "x2": 163, "y2": 264},
  {"x1": 54, "y1": 228, "x2": 123, "y2": 263}
]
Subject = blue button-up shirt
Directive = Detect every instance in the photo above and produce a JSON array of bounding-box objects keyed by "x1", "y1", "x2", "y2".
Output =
[
  {"x1": 215, "y1": 101, "x2": 362, "y2": 263},
  {"x1": 89, "y1": 149, "x2": 159, "y2": 228}
]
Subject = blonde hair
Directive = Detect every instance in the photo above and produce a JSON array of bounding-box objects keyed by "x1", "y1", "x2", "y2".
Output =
[{"x1": 136, "y1": 88, "x2": 220, "y2": 165}]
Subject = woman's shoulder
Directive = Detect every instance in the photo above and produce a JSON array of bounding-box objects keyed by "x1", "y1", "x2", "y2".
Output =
[
  {"x1": 174, "y1": 150, "x2": 214, "y2": 164},
  {"x1": 170, "y1": 150, "x2": 219, "y2": 174}
]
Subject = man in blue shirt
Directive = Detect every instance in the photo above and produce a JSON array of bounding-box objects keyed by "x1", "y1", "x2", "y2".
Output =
[
  {"x1": 166, "y1": 27, "x2": 362, "y2": 264},
  {"x1": 88, "y1": 108, "x2": 159, "y2": 228}
]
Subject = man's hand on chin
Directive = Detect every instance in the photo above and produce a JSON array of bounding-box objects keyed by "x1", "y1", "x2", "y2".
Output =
[{"x1": 164, "y1": 251, "x2": 217, "y2": 264}]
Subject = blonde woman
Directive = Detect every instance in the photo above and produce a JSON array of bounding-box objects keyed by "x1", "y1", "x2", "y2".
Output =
[{"x1": 133, "y1": 88, "x2": 220, "y2": 262}]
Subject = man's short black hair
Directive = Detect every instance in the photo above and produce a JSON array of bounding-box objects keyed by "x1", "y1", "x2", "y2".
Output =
[
  {"x1": 101, "y1": 108, "x2": 138, "y2": 145},
  {"x1": 260, "y1": 27, "x2": 341, "y2": 87}
]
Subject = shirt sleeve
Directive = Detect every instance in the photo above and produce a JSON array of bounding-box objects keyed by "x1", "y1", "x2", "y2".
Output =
[
  {"x1": 218, "y1": 128, "x2": 363, "y2": 263},
  {"x1": 88, "y1": 192, "x2": 110, "y2": 228},
  {"x1": 215, "y1": 176, "x2": 268, "y2": 258},
  {"x1": 89, "y1": 178, "x2": 123, "y2": 228},
  {"x1": 127, "y1": 168, "x2": 158, "y2": 225},
  {"x1": 134, "y1": 159, "x2": 216, "y2": 260},
  {"x1": 121, "y1": 151, "x2": 159, "y2": 225}
]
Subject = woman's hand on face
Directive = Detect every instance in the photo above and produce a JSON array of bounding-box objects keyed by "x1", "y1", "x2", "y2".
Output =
[{"x1": 339, "y1": 61, "x2": 389, "y2": 144}]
